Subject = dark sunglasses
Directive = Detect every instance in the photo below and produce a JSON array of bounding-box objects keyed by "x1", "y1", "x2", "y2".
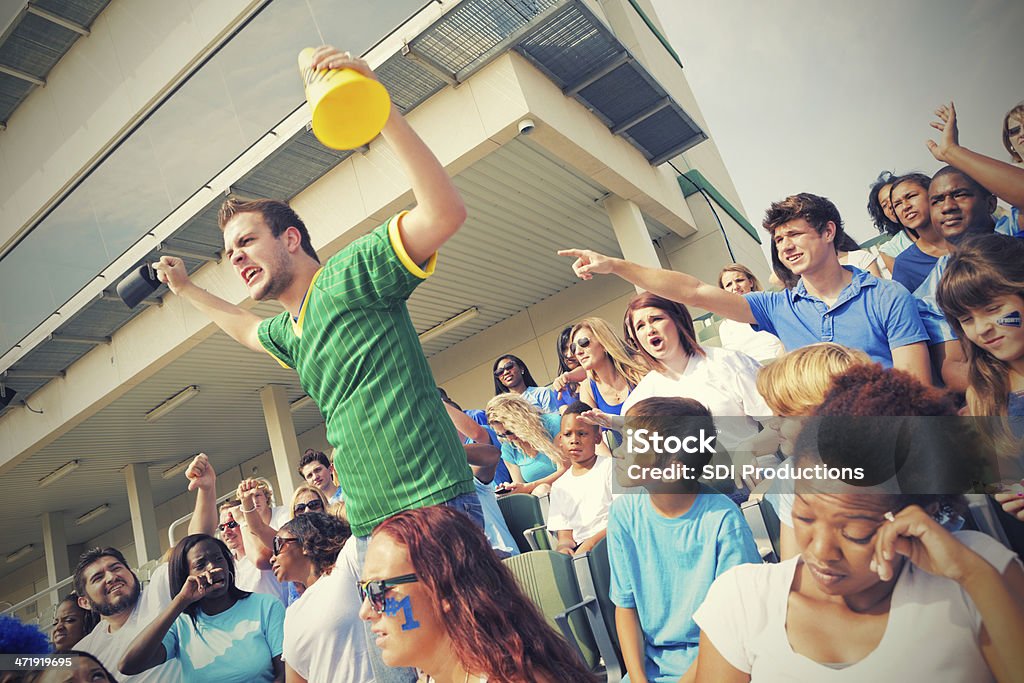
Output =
[
  {"x1": 495, "y1": 430, "x2": 515, "y2": 439},
  {"x1": 217, "y1": 520, "x2": 239, "y2": 532},
  {"x1": 272, "y1": 536, "x2": 300, "y2": 556},
  {"x1": 493, "y1": 361, "x2": 517, "y2": 377},
  {"x1": 357, "y1": 574, "x2": 419, "y2": 614},
  {"x1": 570, "y1": 336, "x2": 592, "y2": 355},
  {"x1": 293, "y1": 499, "x2": 324, "y2": 514}
]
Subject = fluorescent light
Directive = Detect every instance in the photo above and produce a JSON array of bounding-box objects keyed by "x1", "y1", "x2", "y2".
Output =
[
  {"x1": 161, "y1": 456, "x2": 197, "y2": 480},
  {"x1": 6, "y1": 544, "x2": 33, "y2": 563},
  {"x1": 38, "y1": 460, "x2": 80, "y2": 488},
  {"x1": 418, "y1": 307, "x2": 479, "y2": 345},
  {"x1": 290, "y1": 395, "x2": 314, "y2": 412},
  {"x1": 145, "y1": 385, "x2": 199, "y2": 422},
  {"x1": 75, "y1": 504, "x2": 110, "y2": 526}
]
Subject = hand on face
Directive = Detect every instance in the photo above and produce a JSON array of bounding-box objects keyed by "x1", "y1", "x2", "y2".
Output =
[
  {"x1": 870, "y1": 505, "x2": 981, "y2": 583},
  {"x1": 176, "y1": 567, "x2": 227, "y2": 606}
]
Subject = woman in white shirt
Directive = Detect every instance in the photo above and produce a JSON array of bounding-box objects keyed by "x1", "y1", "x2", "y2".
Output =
[
  {"x1": 271, "y1": 512, "x2": 371, "y2": 683},
  {"x1": 716, "y1": 265, "x2": 784, "y2": 363},
  {"x1": 620, "y1": 292, "x2": 770, "y2": 450}
]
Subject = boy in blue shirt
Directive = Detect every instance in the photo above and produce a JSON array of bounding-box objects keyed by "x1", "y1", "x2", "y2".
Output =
[{"x1": 608, "y1": 396, "x2": 761, "y2": 683}]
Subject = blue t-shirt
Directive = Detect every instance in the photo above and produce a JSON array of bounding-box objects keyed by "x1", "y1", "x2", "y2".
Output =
[
  {"x1": 463, "y1": 409, "x2": 511, "y2": 486},
  {"x1": 521, "y1": 385, "x2": 558, "y2": 414},
  {"x1": 891, "y1": 243, "x2": 939, "y2": 293},
  {"x1": 744, "y1": 266, "x2": 927, "y2": 367},
  {"x1": 160, "y1": 593, "x2": 284, "y2": 683},
  {"x1": 917, "y1": 212, "x2": 1024, "y2": 345},
  {"x1": 500, "y1": 412, "x2": 561, "y2": 483},
  {"x1": 607, "y1": 488, "x2": 761, "y2": 682}
]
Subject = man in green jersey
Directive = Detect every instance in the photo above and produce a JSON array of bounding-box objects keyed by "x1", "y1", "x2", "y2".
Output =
[{"x1": 153, "y1": 47, "x2": 478, "y2": 540}]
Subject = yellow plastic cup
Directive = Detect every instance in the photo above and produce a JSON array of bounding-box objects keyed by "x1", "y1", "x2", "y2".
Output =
[{"x1": 298, "y1": 47, "x2": 391, "y2": 150}]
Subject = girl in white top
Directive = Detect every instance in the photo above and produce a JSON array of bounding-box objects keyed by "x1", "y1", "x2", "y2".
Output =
[
  {"x1": 693, "y1": 492, "x2": 1024, "y2": 683},
  {"x1": 272, "y1": 511, "x2": 372, "y2": 683},
  {"x1": 716, "y1": 264, "x2": 784, "y2": 363},
  {"x1": 619, "y1": 292, "x2": 771, "y2": 450}
]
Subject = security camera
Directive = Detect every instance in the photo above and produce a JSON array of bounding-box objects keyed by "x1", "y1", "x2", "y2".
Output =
[{"x1": 518, "y1": 119, "x2": 535, "y2": 135}]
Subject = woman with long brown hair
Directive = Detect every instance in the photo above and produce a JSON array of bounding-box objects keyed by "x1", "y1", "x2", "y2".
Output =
[
  {"x1": 570, "y1": 317, "x2": 648, "y2": 416},
  {"x1": 359, "y1": 506, "x2": 598, "y2": 683}
]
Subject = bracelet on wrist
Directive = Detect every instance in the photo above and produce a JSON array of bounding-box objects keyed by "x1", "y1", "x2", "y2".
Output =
[{"x1": 239, "y1": 504, "x2": 257, "y2": 514}]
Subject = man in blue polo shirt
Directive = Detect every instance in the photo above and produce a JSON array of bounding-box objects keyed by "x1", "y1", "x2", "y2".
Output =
[{"x1": 559, "y1": 192, "x2": 931, "y2": 385}]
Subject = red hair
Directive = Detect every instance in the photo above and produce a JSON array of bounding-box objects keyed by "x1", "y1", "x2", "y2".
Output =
[{"x1": 373, "y1": 507, "x2": 597, "y2": 682}]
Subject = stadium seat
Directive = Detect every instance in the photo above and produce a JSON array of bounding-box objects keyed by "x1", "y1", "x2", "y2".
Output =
[
  {"x1": 497, "y1": 493, "x2": 551, "y2": 552},
  {"x1": 571, "y1": 538, "x2": 622, "y2": 670},
  {"x1": 741, "y1": 498, "x2": 780, "y2": 563},
  {"x1": 504, "y1": 550, "x2": 622, "y2": 681}
]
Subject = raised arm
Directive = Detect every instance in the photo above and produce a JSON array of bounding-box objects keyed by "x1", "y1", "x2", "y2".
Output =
[
  {"x1": 237, "y1": 479, "x2": 277, "y2": 569},
  {"x1": 927, "y1": 102, "x2": 1024, "y2": 210},
  {"x1": 309, "y1": 47, "x2": 466, "y2": 266},
  {"x1": 186, "y1": 453, "x2": 218, "y2": 536},
  {"x1": 442, "y1": 402, "x2": 491, "y2": 444},
  {"x1": 557, "y1": 249, "x2": 756, "y2": 324},
  {"x1": 152, "y1": 256, "x2": 264, "y2": 353}
]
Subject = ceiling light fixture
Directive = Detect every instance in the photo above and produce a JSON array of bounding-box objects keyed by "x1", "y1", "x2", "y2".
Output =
[
  {"x1": 75, "y1": 504, "x2": 110, "y2": 526},
  {"x1": 6, "y1": 544, "x2": 34, "y2": 564},
  {"x1": 418, "y1": 307, "x2": 479, "y2": 345},
  {"x1": 290, "y1": 395, "x2": 314, "y2": 412},
  {"x1": 38, "y1": 460, "x2": 80, "y2": 488},
  {"x1": 144, "y1": 385, "x2": 199, "y2": 422},
  {"x1": 161, "y1": 455, "x2": 198, "y2": 480}
]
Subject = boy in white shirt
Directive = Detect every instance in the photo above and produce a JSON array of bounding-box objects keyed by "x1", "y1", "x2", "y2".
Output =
[{"x1": 548, "y1": 401, "x2": 615, "y2": 556}]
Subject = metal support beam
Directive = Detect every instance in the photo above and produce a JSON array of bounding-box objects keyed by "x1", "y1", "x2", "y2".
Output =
[
  {"x1": 611, "y1": 96, "x2": 671, "y2": 135},
  {"x1": 401, "y1": 43, "x2": 459, "y2": 86},
  {"x1": 158, "y1": 242, "x2": 220, "y2": 263},
  {"x1": 26, "y1": 4, "x2": 89, "y2": 36},
  {"x1": 0, "y1": 63, "x2": 44, "y2": 87},
  {"x1": 123, "y1": 463, "x2": 161, "y2": 566},
  {"x1": 259, "y1": 385, "x2": 303, "y2": 503},
  {"x1": 47, "y1": 334, "x2": 111, "y2": 345},
  {"x1": 41, "y1": 511, "x2": 70, "y2": 610},
  {"x1": 563, "y1": 52, "x2": 632, "y2": 96}
]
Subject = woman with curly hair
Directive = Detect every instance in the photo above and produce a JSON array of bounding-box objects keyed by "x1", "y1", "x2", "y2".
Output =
[
  {"x1": 485, "y1": 393, "x2": 566, "y2": 496},
  {"x1": 50, "y1": 591, "x2": 98, "y2": 653},
  {"x1": 492, "y1": 354, "x2": 557, "y2": 413},
  {"x1": 270, "y1": 512, "x2": 369, "y2": 683},
  {"x1": 119, "y1": 534, "x2": 284, "y2": 682},
  {"x1": 360, "y1": 506, "x2": 598, "y2": 683},
  {"x1": 570, "y1": 317, "x2": 648, "y2": 416}
]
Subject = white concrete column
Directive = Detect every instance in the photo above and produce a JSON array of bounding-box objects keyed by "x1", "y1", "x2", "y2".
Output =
[
  {"x1": 41, "y1": 511, "x2": 70, "y2": 608},
  {"x1": 605, "y1": 195, "x2": 662, "y2": 292},
  {"x1": 123, "y1": 463, "x2": 161, "y2": 566},
  {"x1": 260, "y1": 384, "x2": 303, "y2": 505}
]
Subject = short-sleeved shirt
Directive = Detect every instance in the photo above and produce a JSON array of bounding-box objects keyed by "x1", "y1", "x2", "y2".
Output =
[
  {"x1": 161, "y1": 593, "x2": 284, "y2": 683},
  {"x1": 891, "y1": 243, "x2": 940, "y2": 293},
  {"x1": 500, "y1": 412, "x2": 562, "y2": 483},
  {"x1": 521, "y1": 385, "x2": 558, "y2": 414},
  {"x1": 547, "y1": 456, "x2": 615, "y2": 545},
  {"x1": 744, "y1": 266, "x2": 928, "y2": 367},
  {"x1": 257, "y1": 214, "x2": 474, "y2": 536},
  {"x1": 607, "y1": 488, "x2": 761, "y2": 682},
  {"x1": 461, "y1": 408, "x2": 511, "y2": 486},
  {"x1": 879, "y1": 230, "x2": 914, "y2": 258},
  {"x1": 694, "y1": 531, "x2": 1019, "y2": 683}
]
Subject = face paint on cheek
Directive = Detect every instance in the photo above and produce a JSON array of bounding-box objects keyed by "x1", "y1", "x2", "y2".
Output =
[
  {"x1": 997, "y1": 311, "x2": 1022, "y2": 328},
  {"x1": 384, "y1": 594, "x2": 421, "y2": 631}
]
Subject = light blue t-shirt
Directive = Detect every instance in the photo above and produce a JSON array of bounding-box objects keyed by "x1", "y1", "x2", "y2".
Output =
[
  {"x1": 744, "y1": 266, "x2": 927, "y2": 367},
  {"x1": 499, "y1": 412, "x2": 561, "y2": 483},
  {"x1": 917, "y1": 211, "x2": 1024, "y2": 345},
  {"x1": 521, "y1": 385, "x2": 558, "y2": 414},
  {"x1": 160, "y1": 593, "x2": 285, "y2": 683},
  {"x1": 607, "y1": 487, "x2": 761, "y2": 682}
]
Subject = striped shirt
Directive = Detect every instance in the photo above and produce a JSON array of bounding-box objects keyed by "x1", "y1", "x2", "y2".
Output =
[{"x1": 258, "y1": 213, "x2": 474, "y2": 536}]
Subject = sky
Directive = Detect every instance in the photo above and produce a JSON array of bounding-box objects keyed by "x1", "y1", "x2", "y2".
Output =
[{"x1": 649, "y1": 0, "x2": 1024, "y2": 252}]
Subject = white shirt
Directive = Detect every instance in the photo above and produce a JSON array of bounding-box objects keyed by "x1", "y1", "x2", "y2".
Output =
[
  {"x1": 621, "y1": 346, "x2": 770, "y2": 449},
  {"x1": 76, "y1": 564, "x2": 183, "y2": 683},
  {"x1": 718, "y1": 319, "x2": 784, "y2": 364},
  {"x1": 694, "y1": 531, "x2": 1020, "y2": 682},
  {"x1": 282, "y1": 539, "x2": 372, "y2": 683},
  {"x1": 235, "y1": 554, "x2": 289, "y2": 606},
  {"x1": 546, "y1": 456, "x2": 614, "y2": 545}
]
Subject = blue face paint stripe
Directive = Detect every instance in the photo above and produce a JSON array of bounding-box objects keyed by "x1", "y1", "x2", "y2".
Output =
[
  {"x1": 997, "y1": 311, "x2": 1022, "y2": 328},
  {"x1": 384, "y1": 594, "x2": 421, "y2": 631}
]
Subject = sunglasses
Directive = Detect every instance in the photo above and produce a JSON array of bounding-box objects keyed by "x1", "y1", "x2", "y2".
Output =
[
  {"x1": 293, "y1": 499, "x2": 324, "y2": 515},
  {"x1": 495, "y1": 430, "x2": 515, "y2": 439},
  {"x1": 272, "y1": 536, "x2": 300, "y2": 556},
  {"x1": 570, "y1": 336, "x2": 592, "y2": 355},
  {"x1": 357, "y1": 574, "x2": 419, "y2": 614},
  {"x1": 218, "y1": 520, "x2": 239, "y2": 532},
  {"x1": 493, "y1": 361, "x2": 517, "y2": 377}
]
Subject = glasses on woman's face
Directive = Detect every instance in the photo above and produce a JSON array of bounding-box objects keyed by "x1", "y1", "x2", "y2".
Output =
[
  {"x1": 570, "y1": 336, "x2": 592, "y2": 355},
  {"x1": 217, "y1": 520, "x2": 239, "y2": 532},
  {"x1": 293, "y1": 499, "x2": 324, "y2": 515},
  {"x1": 272, "y1": 536, "x2": 300, "y2": 556},
  {"x1": 493, "y1": 361, "x2": 516, "y2": 377},
  {"x1": 357, "y1": 574, "x2": 419, "y2": 614}
]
